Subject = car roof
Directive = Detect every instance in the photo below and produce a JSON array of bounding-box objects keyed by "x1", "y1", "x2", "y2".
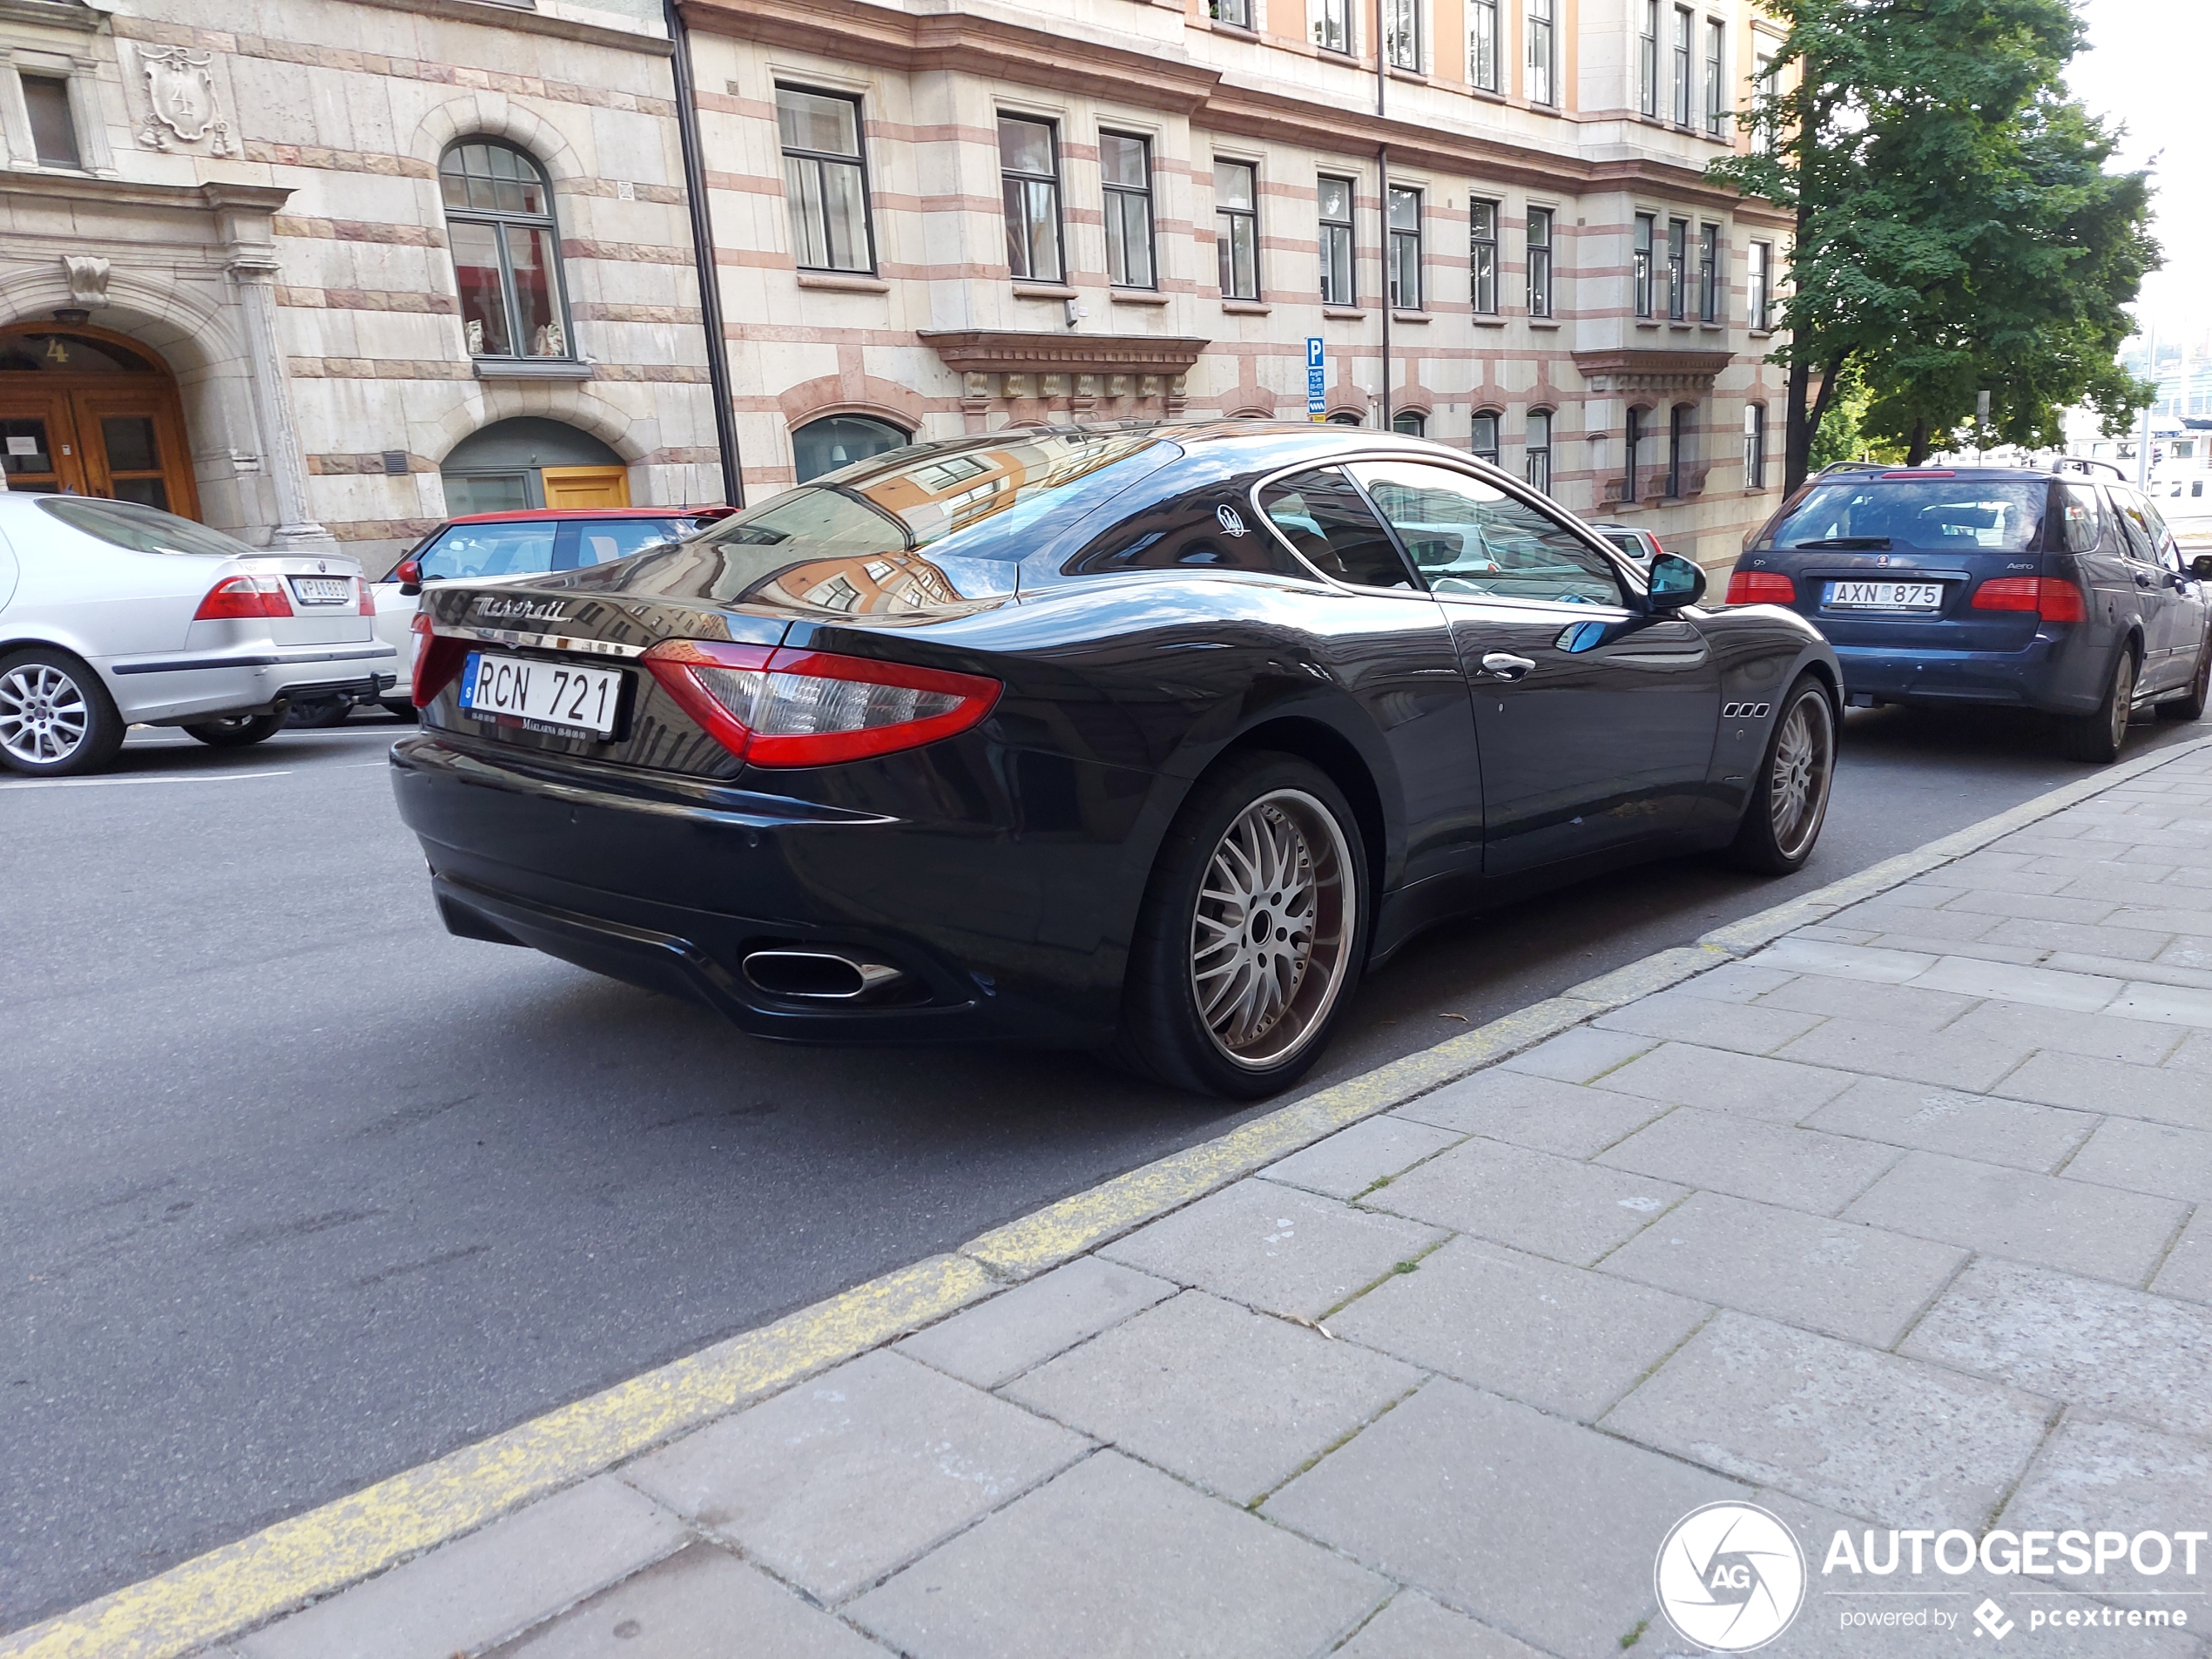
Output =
[
  {"x1": 1809, "y1": 464, "x2": 2089, "y2": 484},
  {"x1": 441, "y1": 506, "x2": 725, "y2": 526}
]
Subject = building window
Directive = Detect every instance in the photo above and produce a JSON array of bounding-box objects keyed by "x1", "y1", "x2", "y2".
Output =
[
  {"x1": 1215, "y1": 160, "x2": 1259, "y2": 300},
  {"x1": 1748, "y1": 239, "x2": 1770, "y2": 330},
  {"x1": 777, "y1": 87, "x2": 873, "y2": 274},
  {"x1": 1639, "y1": 0, "x2": 1660, "y2": 117},
  {"x1": 1624, "y1": 405, "x2": 1645, "y2": 501},
  {"x1": 1753, "y1": 37, "x2": 1780, "y2": 153},
  {"x1": 1527, "y1": 0, "x2": 1555, "y2": 106},
  {"x1": 1101, "y1": 131, "x2": 1156, "y2": 289},
  {"x1": 792, "y1": 415, "x2": 910, "y2": 484},
  {"x1": 1212, "y1": 0, "x2": 1252, "y2": 24},
  {"x1": 1469, "y1": 0, "x2": 1500, "y2": 91},
  {"x1": 1471, "y1": 410, "x2": 1501, "y2": 466},
  {"x1": 1388, "y1": 186, "x2": 1423, "y2": 310},
  {"x1": 1384, "y1": 0, "x2": 1421, "y2": 70},
  {"x1": 1705, "y1": 19, "x2": 1726, "y2": 136},
  {"x1": 1698, "y1": 223, "x2": 1720, "y2": 322},
  {"x1": 21, "y1": 74, "x2": 79, "y2": 169},
  {"x1": 999, "y1": 115, "x2": 1063, "y2": 283},
  {"x1": 1668, "y1": 404, "x2": 1690, "y2": 497},
  {"x1": 441, "y1": 140, "x2": 573, "y2": 360},
  {"x1": 1743, "y1": 402, "x2": 1767, "y2": 489},
  {"x1": 1315, "y1": 0, "x2": 1354, "y2": 53},
  {"x1": 1666, "y1": 216, "x2": 1688, "y2": 320},
  {"x1": 1672, "y1": 7, "x2": 1693, "y2": 125},
  {"x1": 1525, "y1": 206, "x2": 1554, "y2": 318},
  {"x1": 1633, "y1": 213, "x2": 1655, "y2": 319},
  {"x1": 1526, "y1": 408, "x2": 1553, "y2": 496},
  {"x1": 1393, "y1": 410, "x2": 1427, "y2": 436},
  {"x1": 1470, "y1": 199, "x2": 1499, "y2": 314},
  {"x1": 1326, "y1": 409, "x2": 1363, "y2": 425},
  {"x1": 1318, "y1": 175, "x2": 1357, "y2": 306}
]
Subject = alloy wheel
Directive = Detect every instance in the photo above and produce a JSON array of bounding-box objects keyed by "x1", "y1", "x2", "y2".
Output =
[
  {"x1": 1189, "y1": 788, "x2": 1355, "y2": 1069},
  {"x1": 2109, "y1": 653, "x2": 2135, "y2": 751},
  {"x1": 1767, "y1": 691, "x2": 1835, "y2": 862},
  {"x1": 0, "y1": 664, "x2": 91, "y2": 766}
]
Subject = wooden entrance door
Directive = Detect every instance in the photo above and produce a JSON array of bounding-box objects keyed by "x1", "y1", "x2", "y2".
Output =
[
  {"x1": 0, "y1": 326, "x2": 201, "y2": 518},
  {"x1": 539, "y1": 464, "x2": 630, "y2": 509}
]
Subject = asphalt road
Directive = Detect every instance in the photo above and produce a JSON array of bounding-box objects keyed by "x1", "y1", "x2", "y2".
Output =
[{"x1": 3, "y1": 703, "x2": 2204, "y2": 1628}]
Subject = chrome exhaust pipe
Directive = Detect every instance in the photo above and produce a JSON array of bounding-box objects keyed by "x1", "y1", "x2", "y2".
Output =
[{"x1": 741, "y1": 949, "x2": 907, "y2": 1001}]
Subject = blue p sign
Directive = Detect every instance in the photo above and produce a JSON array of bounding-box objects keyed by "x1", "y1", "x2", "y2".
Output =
[{"x1": 1306, "y1": 337, "x2": 1325, "y2": 370}]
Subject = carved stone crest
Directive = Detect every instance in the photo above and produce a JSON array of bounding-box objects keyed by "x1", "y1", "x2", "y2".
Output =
[
  {"x1": 60, "y1": 255, "x2": 110, "y2": 309},
  {"x1": 134, "y1": 45, "x2": 233, "y2": 157}
]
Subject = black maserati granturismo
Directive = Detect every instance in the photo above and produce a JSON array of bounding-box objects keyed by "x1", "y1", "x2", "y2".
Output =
[{"x1": 389, "y1": 422, "x2": 1841, "y2": 1096}]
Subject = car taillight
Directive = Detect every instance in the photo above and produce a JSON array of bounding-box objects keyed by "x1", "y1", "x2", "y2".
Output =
[
  {"x1": 1973, "y1": 577, "x2": 2086, "y2": 623},
  {"x1": 1726, "y1": 570, "x2": 1797, "y2": 605},
  {"x1": 411, "y1": 611, "x2": 469, "y2": 707},
  {"x1": 358, "y1": 577, "x2": 377, "y2": 617},
  {"x1": 643, "y1": 638, "x2": 1001, "y2": 766},
  {"x1": 193, "y1": 575, "x2": 293, "y2": 620}
]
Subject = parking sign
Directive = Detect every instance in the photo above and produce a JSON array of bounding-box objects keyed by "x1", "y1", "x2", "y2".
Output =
[{"x1": 1305, "y1": 337, "x2": 1326, "y2": 420}]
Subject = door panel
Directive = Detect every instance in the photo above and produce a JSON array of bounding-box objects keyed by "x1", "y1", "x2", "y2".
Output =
[
  {"x1": 540, "y1": 465, "x2": 630, "y2": 509},
  {"x1": 71, "y1": 388, "x2": 198, "y2": 520},
  {"x1": 0, "y1": 393, "x2": 84, "y2": 495},
  {"x1": 1347, "y1": 458, "x2": 1720, "y2": 876}
]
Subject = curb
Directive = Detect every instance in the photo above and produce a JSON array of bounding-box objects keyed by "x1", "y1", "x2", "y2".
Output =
[{"x1": 11, "y1": 731, "x2": 2211, "y2": 1659}]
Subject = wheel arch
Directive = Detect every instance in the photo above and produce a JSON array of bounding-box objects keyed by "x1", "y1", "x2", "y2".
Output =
[{"x1": 1215, "y1": 714, "x2": 1390, "y2": 940}]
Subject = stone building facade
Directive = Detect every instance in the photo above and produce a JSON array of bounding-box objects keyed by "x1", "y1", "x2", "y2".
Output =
[
  {"x1": 691, "y1": 0, "x2": 1792, "y2": 567},
  {"x1": 0, "y1": 0, "x2": 718, "y2": 571}
]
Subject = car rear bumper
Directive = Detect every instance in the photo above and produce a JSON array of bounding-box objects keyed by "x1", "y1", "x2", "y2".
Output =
[
  {"x1": 1832, "y1": 630, "x2": 2109, "y2": 716},
  {"x1": 388, "y1": 731, "x2": 1127, "y2": 1046}
]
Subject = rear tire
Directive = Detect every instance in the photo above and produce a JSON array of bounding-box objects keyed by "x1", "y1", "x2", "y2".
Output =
[
  {"x1": 0, "y1": 647, "x2": 125, "y2": 777},
  {"x1": 1725, "y1": 674, "x2": 1837, "y2": 876},
  {"x1": 2057, "y1": 649, "x2": 2135, "y2": 763},
  {"x1": 2156, "y1": 631, "x2": 2209, "y2": 722},
  {"x1": 1114, "y1": 752, "x2": 1367, "y2": 1099},
  {"x1": 184, "y1": 712, "x2": 286, "y2": 748}
]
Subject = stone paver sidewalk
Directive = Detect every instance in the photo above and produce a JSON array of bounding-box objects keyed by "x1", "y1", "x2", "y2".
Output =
[{"x1": 211, "y1": 744, "x2": 2212, "y2": 1659}]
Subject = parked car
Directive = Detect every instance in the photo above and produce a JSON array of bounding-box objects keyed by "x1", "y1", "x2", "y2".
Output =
[
  {"x1": 1726, "y1": 462, "x2": 2212, "y2": 762},
  {"x1": 1587, "y1": 523, "x2": 1666, "y2": 566},
  {"x1": 0, "y1": 494, "x2": 393, "y2": 776},
  {"x1": 390, "y1": 423, "x2": 1839, "y2": 1097},
  {"x1": 368, "y1": 508, "x2": 731, "y2": 717}
]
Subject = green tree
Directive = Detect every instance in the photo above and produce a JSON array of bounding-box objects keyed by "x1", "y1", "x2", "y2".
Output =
[{"x1": 1710, "y1": 0, "x2": 2157, "y2": 489}]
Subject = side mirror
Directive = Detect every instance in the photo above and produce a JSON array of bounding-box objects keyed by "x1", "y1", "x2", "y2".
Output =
[
  {"x1": 1647, "y1": 552, "x2": 1707, "y2": 611},
  {"x1": 395, "y1": 556, "x2": 423, "y2": 597},
  {"x1": 2192, "y1": 554, "x2": 2212, "y2": 582}
]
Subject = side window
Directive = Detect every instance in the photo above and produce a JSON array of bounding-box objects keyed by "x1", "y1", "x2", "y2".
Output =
[
  {"x1": 2059, "y1": 484, "x2": 2102, "y2": 553},
  {"x1": 2108, "y1": 489, "x2": 2157, "y2": 563},
  {"x1": 1348, "y1": 460, "x2": 1626, "y2": 605},
  {"x1": 2138, "y1": 496, "x2": 2183, "y2": 571},
  {"x1": 416, "y1": 524, "x2": 557, "y2": 581},
  {"x1": 1256, "y1": 467, "x2": 1416, "y2": 590},
  {"x1": 1063, "y1": 484, "x2": 1295, "y2": 577},
  {"x1": 566, "y1": 519, "x2": 685, "y2": 570}
]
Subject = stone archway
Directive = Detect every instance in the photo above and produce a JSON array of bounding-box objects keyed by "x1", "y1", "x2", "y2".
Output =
[{"x1": 0, "y1": 320, "x2": 200, "y2": 516}]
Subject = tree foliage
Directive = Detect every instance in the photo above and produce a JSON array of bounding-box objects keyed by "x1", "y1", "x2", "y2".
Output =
[{"x1": 1710, "y1": 0, "x2": 2158, "y2": 487}]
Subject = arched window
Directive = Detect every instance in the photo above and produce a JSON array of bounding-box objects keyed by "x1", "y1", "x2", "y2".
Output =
[
  {"x1": 1326, "y1": 410, "x2": 1363, "y2": 427},
  {"x1": 1526, "y1": 408, "x2": 1554, "y2": 496},
  {"x1": 1470, "y1": 409, "x2": 1501, "y2": 468},
  {"x1": 792, "y1": 415, "x2": 910, "y2": 482},
  {"x1": 1393, "y1": 409, "x2": 1427, "y2": 437},
  {"x1": 442, "y1": 140, "x2": 572, "y2": 361}
]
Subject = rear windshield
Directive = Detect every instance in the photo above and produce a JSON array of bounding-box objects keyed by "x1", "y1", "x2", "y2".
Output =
[
  {"x1": 39, "y1": 496, "x2": 260, "y2": 559},
  {"x1": 411, "y1": 517, "x2": 688, "y2": 582},
  {"x1": 1766, "y1": 479, "x2": 2048, "y2": 553},
  {"x1": 688, "y1": 431, "x2": 1178, "y2": 604}
]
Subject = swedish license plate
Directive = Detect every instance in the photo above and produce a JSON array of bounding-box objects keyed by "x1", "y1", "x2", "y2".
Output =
[
  {"x1": 459, "y1": 652, "x2": 624, "y2": 738},
  {"x1": 290, "y1": 576, "x2": 354, "y2": 605},
  {"x1": 1825, "y1": 580, "x2": 1943, "y2": 610}
]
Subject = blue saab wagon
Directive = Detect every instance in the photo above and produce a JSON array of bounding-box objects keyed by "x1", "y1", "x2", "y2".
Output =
[{"x1": 1726, "y1": 462, "x2": 2212, "y2": 761}]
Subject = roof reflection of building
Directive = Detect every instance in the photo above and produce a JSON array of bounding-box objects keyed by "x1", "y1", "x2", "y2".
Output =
[
  {"x1": 837, "y1": 429, "x2": 1165, "y2": 543},
  {"x1": 744, "y1": 550, "x2": 964, "y2": 614}
]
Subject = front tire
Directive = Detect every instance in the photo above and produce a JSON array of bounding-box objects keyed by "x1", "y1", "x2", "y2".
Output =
[
  {"x1": 2156, "y1": 631, "x2": 2209, "y2": 722},
  {"x1": 0, "y1": 648, "x2": 125, "y2": 777},
  {"x1": 1116, "y1": 752, "x2": 1366, "y2": 1098},
  {"x1": 1726, "y1": 674, "x2": 1837, "y2": 876},
  {"x1": 2057, "y1": 649, "x2": 2135, "y2": 763},
  {"x1": 184, "y1": 712, "x2": 286, "y2": 748}
]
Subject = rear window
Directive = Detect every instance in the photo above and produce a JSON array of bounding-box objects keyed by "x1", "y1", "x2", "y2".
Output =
[
  {"x1": 1767, "y1": 479, "x2": 2048, "y2": 553},
  {"x1": 39, "y1": 496, "x2": 260, "y2": 559},
  {"x1": 412, "y1": 518, "x2": 686, "y2": 582}
]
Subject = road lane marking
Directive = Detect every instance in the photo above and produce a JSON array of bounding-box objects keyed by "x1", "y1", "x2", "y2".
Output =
[
  {"x1": 0, "y1": 771, "x2": 293, "y2": 791},
  {"x1": 10, "y1": 730, "x2": 2211, "y2": 1659}
]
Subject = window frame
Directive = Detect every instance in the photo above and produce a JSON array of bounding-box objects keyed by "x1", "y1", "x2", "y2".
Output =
[
  {"x1": 1525, "y1": 206, "x2": 1554, "y2": 319},
  {"x1": 1698, "y1": 222, "x2": 1721, "y2": 323},
  {"x1": 1214, "y1": 158, "x2": 1260, "y2": 301},
  {"x1": 1387, "y1": 184, "x2": 1424, "y2": 311},
  {"x1": 1525, "y1": 408, "x2": 1554, "y2": 496},
  {"x1": 1469, "y1": 198, "x2": 1500, "y2": 315},
  {"x1": 440, "y1": 138, "x2": 577, "y2": 363},
  {"x1": 1747, "y1": 239, "x2": 1770, "y2": 331},
  {"x1": 1638, "y1": 0, "x2": 1660, "y2": 117},
  {"x1": 1632, "y1": 212, "x2": 1656, "y2": 320},
  {"x1": 1666, "y1": 216, "x2": 1688, "y2": 321},
  {"x1": 19, "y1": 71, "x2": 82, "y2": 170},
  {"x1": 1624, "y1": 405, "x2": 1646, "y2": 502},
  {"x1": 1471, "y1": 409, "x2": 1501, "y2": 467},
  {"x1": 1393, "y1": 409, "x2": 1427, "y2": 437},
  {"x1": 1704, "y1": 17, "x2": 1725, "y2": 137},
  {"x1": 1318, "y1": 174, "x2": 1358, "y2": 307},
  {"x1": 1743, "y1": 402, "x2": 1767, "y2": 490},
  {"x1": 1100, "y1": 129, "x2": 1158, "y2": 291},
  {"x1": 1667, "y1": 403, "x2": 1690, "y2": 498},
  {"x1": 1384, "y1": 0, "x2": 1423, "y2": 71},
  {"x1": 1526, "y1": 0, "x2": 1556, "y2": 107},
  {"x1": 1211, "y1": 0, "x2": 1253, "y2": 25},
  {"x1": 1315, "y1": 0, "x2": 1355, "y2": 55},
  {"x1": 776, "y1": 84, "x2": 876, "y2": 276},
  {"x1": 1671, "y1": 6, "x2": 1693, "y2": 125},
  {"x1": 998, "y1": 113, "x2": 1066, "y2": 285},
  {"x1": 1469, "y1": 0, "x2": 1501, "y2": 91}
]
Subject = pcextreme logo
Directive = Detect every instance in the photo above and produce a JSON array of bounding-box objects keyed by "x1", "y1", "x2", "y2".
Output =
[{"x1": 1656, "y1": 1502, "x2": 1809, "y2": 1651}]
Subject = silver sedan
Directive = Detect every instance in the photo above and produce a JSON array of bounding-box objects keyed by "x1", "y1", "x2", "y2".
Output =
[{"x1": 0, "y1": 494, "x2": 396, "y2": 775}]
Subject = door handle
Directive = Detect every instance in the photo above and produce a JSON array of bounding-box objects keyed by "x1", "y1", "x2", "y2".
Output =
[{"x1": 1481, "y1": 652, "x2": 1536, "y2": 681}]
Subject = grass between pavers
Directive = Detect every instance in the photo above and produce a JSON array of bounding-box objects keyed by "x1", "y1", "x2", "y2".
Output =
[{"x1": 10, "y1": 732, "x2": 2211, "y2": 1659}]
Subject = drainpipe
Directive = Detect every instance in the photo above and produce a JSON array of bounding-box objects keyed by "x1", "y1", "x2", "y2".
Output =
[
  {"x1": 1376, "y1": 0, "x2": 1391, "y2": 430},
  {"x1": 664, "y1": 0, "x2": 745, "y2": 506}
]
